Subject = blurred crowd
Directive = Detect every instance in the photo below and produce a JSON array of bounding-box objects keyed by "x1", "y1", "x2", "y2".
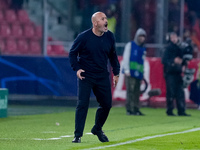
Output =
[
  {"x1": 184, "y1": 0, "x2": 200, "y2": 58},
  {"x1": 169, "y1": 0, "x2": 200, "y2": 58},
  {"x1": 1, "y1": 0, "x2": 200, "y2": 58},
  {"x1": 76, "y1": 0, "x2": 200, "y2": 58}
]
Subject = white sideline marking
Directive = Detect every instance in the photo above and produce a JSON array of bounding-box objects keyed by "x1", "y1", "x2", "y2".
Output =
[
  {"x1": 32, "y1": 132, "x2": 91, "y2": 140},
  {"x1": 33, "y1": 138, "x2": 44, "y2": 140},
  {"x1": 47, "y1": 138, "x2": 62, "y2": 140},
  {"x1": 85, "y1": 133, "x2": 93, "y2": 135},
  {"x1": 84, "y1": 128, "x2": 200, "y2": 150},
  {"x1": 42, "y1": 131, "x2": 57, "y2": 133},
  {"x1": 60, "y1": 135, "x2": 72, "y2": 138},
  {"x1": 33, "y1": 135, "x2": 73, "y2": 140}
]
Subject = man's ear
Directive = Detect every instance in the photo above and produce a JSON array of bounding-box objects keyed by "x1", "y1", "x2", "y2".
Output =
[{"x1": 94, "y1": 21, "x2": 97, "y2": 27}]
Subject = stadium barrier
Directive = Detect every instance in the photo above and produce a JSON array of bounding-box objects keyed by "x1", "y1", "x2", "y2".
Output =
[
  {"x1": 0, "y1": 56, "x2": 199, "y2": 108},
  {"x1": 0, "y1": 88, "x2": 8, "y2": 118},
  {"x1": 112, "y1": 56, "x2": 200, "y2": 108}
]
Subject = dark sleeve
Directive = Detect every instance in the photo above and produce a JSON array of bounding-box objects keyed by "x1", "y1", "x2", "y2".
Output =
[
  {"x1": 162, "y1": 46, "x2": 182, "y2": 73},
  {"x1": 69, "y1": 34, "x2": 84, "y2": 71},
  {"x1": 108, "y1": 34, "x2": 120, "y2": 76},
  {"x1": 162, "y1": 46, "x2": 174, "y2": 66}
]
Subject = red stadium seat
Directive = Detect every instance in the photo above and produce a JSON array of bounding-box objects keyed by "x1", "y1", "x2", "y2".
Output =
[
  {"x1": 0, "y1": 0, "x2": 8, "y2": 9},
  {"x1": 23, "y1": 24, "x2": 35, "y2": 38},
  {"x1": 11, "y1": 24, "x2": 23, "y2": 38},
  {"x1": 52, "y1": 45, "x2": 64, "y2": 54},
  {"x1": 5, "y1": 10, "x2": 17, "y2": 23},
  {"x1": 35, "y1": 26, "x2": 42, "y2": 39},
  {"x1": 47, "y1": 44, "x2": 52, "y2": 51},
  {"x1": 0, "y1": 39, "x2": 6, "y2": 53},
  {"x1": 0, "y1": 10, "x2": 4, "y2": 22},
  {"x1": 51, "y1": 45, "x2": 68, "y2": 56},
  {"x1": 17, "y1": 39, "x2": 29, "y2": 54},
  {"x1": 17, "y1": 10, "x2": 30, "y2": 24},
  {"x1": 29, "y1": 40, "x2": 41, "y2": 55},
  {"x1": 47, "y1": 45, "x2": 55, "y2": 56},
  {"x1": 0, "y1": 23, "x2": 11, "y2": 38},
  {"x1": 5, "y1": 39, "x2": 18, "y2": 54}
]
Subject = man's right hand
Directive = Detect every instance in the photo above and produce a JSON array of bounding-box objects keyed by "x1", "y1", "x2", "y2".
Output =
[
  {"x1": 174, "y1": 57, "x2": 183, "y2": 65},
  {"x1": 77, "y1": 69, "x2": 85, "y2": 80}
]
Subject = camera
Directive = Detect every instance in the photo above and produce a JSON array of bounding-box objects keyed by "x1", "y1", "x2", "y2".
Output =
[
  {"x1": 177, "y1": 39, "x2": 195, "y2": 88},
  {"x1": 182, "y1": 68, "x2": 195, "y2": 88},
  {"x1": 177, "y1": 39, "x2": 193, "y2": 62}
]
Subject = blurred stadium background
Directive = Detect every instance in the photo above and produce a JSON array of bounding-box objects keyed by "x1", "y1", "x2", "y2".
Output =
[{"x1": 0, "y1": 0, "x2": 200, "y2": 114}]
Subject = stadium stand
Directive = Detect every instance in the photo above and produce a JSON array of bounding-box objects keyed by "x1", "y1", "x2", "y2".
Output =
[
  {"x1": 11, "y1": 23, "x2": 23, "y2": 38},
  {"x1": 0, "y1": 10, "x2": 4, "y2": 22},
  {"x1": 0, "y1": 23, "x2": 11, "y2": 38},
  {"x1": 5, "y1": 9, "x2": 17, "y2": 23},
  {"x1": 0, "y1": 38, "x2": 5, "y2": 53},
  {"x1": 17, "y1": 39, "x2": 29, "y2": 54},
  {"x1": 5, "y1": 38, "x2": 18, "y2": 54},
  {"x1": 17, "y1": 10, "x2": 30, "y2": 24},
  {"x1": 29, "y1": 40, "x2": 42, "y2": 55},
  {"x1": 23, "y1": 24, "x2": 35, "y2": 38},
  {"x1": 0, "y1": 0, "x2": 66, "y2": 56}
]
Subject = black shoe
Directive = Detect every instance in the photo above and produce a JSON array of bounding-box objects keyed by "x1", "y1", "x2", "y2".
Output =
[
  {"x1": 91, "y1": 127, "x2": 109, "y2": 142},
  {"x1": 126, "y1": 110, "x2": 132, "y2": 115},
  {"x1": 167, "y1": 113, "x2": 176, "y2": 116},
  {"x1": 72, "y1": 137, "x2": 81, "y2": 143},
  {"x1": 131, "y1": 110, "x2": 145, "y2": 116},
  {"x1": 178, "y1": 113, "x2": 191, "y2": 116},
  {"x1": 136, "y1": 110, "x2": 145, "y2": 116}
]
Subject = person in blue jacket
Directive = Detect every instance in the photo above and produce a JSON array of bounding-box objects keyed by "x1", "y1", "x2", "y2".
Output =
[
  {"x1": 69, "y1": 12, "x2": 120, "y2": 143},
  {"x1": 122, "y1": 28, "x2": 146, "y2": 115}
]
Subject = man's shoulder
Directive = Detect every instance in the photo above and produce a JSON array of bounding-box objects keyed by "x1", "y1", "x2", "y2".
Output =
[
  {"x1": 77, "y1": 28, "x2": 92, "y2": 39},
  {"x1": 106, "y1": 30, "x2": 114, "y2": 36},
  {"x1": 105, "y1": 30, "x2": 115, "y2": 42}
]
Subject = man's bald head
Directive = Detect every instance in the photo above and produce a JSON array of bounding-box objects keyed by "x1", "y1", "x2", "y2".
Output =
[
  {"x1": 91, "y1": 12, "x2": 106, "y2": 24},
  {"x1": 91, "y1": 12, "x2": 108, "y2": 36}
]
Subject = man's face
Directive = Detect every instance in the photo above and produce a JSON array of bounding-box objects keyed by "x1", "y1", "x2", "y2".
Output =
[
  {"x1": 170, "y1": 34, "x2": 178, "y2": 44},
  {"x1": 138, "y1": 35, "x2": 146, "y2": 45},
  {"x1": 95, "y1": 13, "x2": 108, "y2": 33}
]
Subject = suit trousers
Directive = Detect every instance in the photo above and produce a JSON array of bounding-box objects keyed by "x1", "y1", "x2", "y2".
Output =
[{"x1": 74, "y1": 76, "x2": 112, "y2": 137}]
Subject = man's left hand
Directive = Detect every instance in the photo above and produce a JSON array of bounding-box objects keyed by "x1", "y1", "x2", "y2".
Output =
[{"x1": 113, "y1": 75, "x2": 119, "y2": 87}]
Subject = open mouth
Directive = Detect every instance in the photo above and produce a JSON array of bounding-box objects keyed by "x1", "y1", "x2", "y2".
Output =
[{"x1": 104, "y1": 23, "x2": 108, "y2": 28}]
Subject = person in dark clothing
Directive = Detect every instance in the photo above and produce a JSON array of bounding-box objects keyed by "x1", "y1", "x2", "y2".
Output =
[
  {"x1": 69, "y1": 12, "x2": 120, "y2": 143},
  {"x1": 162, "y1": 32, "x2": 190, "y2": 116},
  {"x1": 10, "y1": 0, "x2": 24, "y2": 11}
]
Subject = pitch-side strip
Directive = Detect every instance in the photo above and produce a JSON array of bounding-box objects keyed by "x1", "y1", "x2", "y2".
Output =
[{"x1": 84, "y1": 128, "x2": 200, "y2": 150}]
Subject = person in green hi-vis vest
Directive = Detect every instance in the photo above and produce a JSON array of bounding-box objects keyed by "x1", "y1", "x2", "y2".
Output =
[{"x1": 122, "y1": 28, "x2": 146, "y2": 115}]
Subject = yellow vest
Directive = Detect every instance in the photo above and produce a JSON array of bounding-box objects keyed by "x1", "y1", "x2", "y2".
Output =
[{"x1": 107, "y1": 17, "x2": 116, "y2": 33}]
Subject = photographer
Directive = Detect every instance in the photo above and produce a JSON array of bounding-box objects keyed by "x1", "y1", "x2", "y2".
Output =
[{"x1": 162, "y1": 32, "x2": 191, "y2": 116}]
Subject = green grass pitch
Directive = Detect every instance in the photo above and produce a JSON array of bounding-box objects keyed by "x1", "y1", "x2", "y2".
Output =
[{"x1": 0, "y1": 106, "x2": 200, "y2": 150}]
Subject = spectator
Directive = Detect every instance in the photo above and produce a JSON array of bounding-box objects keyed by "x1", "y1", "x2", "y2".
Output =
[
  {"x1": 191, "y1": 30, "x2": 200, "y2": 52},
  {"x1": 133, "y1": 0, "x2": 156, "y2": 42},
  {"x1": 10, "y1": 0, "x2": 24, "y2": 11},
  {"x1": 183, "y1": 29, "x2": 191, "y2": 41},
  {"x1": 105, "y1": 5, "x2": 117, "y2": 34},
  {"x1": 168, "y1": 0, "x2": 180, "y2": 33},
  {"x1": 121, "y1": 28, "x2": 146, "y2": 116}
]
